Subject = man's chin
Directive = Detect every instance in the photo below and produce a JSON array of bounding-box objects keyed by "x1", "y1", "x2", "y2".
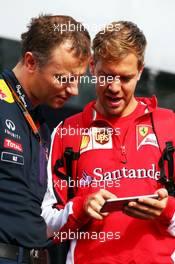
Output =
[
  {"x1": 103, "y1": 107, "x2": 125, "y2": 118},
  {"x1": 47, "y1": 101, "x2": 65, "y2": 109}
]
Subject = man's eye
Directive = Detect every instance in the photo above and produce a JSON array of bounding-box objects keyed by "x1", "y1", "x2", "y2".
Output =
[{"x1": 120, "y1": 76, "x2": 132, "y2": 83}]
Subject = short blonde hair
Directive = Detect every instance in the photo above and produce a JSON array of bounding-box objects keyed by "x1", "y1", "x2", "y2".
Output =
[{"x1": 92, "y1": 21, "x2": 147, "y2": 69}]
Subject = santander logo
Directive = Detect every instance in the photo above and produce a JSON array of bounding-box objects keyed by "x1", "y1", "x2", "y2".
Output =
[{"x1": 4, "y1": 138, "x2": 23, "y2": 152}]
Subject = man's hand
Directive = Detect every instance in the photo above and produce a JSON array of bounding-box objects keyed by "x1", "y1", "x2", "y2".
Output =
[
  {"x1": 84, "y1": 189, "x2": 117, "y2": 220},
  {"x1": 123, "y1": 188, "x2": 168, "y2": 220}
]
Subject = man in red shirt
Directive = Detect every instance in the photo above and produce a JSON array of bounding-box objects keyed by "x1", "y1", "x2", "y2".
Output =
[{"x1": 42, "y1": 21, "x2": 175, "y2": 264}]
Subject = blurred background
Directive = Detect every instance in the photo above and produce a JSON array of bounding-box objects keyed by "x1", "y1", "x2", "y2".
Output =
[{"x1": 0, "y1": 0, "x2": 175, "y2": 130}]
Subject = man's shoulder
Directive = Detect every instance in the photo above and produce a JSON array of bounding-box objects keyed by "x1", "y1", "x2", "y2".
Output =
[
  {"x1": 153, "y1": 107, "x2": 175, "y2": 118},
  {"x1": 152, "y1": 107, "x2": 175, "y2": 129},
  {"x1": 152, "y1": 107, "x2": 175, "y2": 151}
]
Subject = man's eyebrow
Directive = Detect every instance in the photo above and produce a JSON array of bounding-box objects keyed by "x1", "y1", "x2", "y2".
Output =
[
  {"x1": 97, "y1": 71, "x2": 136, "y2": 77},
  {"x1": 125, "y1": 72, "x2": 137, "y2": 76}
]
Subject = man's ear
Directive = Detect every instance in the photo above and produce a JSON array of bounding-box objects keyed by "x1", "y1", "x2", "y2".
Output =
[
  {"x1": 23, "y1": 52, "x2": 38, "y2": 72},
  {"x1": 137, "y1": 65, "x2": 144, "y2": 81},
  {"x1": 89, "y1": 56, "x2": 95, "y2": 76}
]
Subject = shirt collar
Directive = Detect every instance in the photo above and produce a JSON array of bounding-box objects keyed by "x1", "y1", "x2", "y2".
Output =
[
  {"x1": 82, "y1": 96, "x2": 158, "y2": 128},
  {"x1": 2, "y1": 68, "x2": 33, "y2": 111}
]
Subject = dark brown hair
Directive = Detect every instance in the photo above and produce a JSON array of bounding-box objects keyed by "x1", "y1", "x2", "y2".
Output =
[{"x1": 21, "y1": 14, "x2": 91, "y2": 66}]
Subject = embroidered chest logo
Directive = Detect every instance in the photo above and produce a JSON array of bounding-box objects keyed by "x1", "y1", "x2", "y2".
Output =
[
  {"x1": 136, "y1": 124, "x2": 159, "y2": 150},
  {"x1": 79, "y1": 170, "x2": 93, "y2": 186},
  {"x1": 80, "y1": 127, "x2": 113, "y2": 154},
  {"x1": 139, "y1": 126, "x2": 148, "y2": 137},
  {"x1": 4, "y1": 138, "x2": 23, "y2": 152},
  {"x1": 94, "y1": 129, "x2": 110, "y2": 144},
  {"x1": 4, "y1": 119, "x2": 21, "y2": 140},
  {"x1": 5, "y1": 119, "x2": 16, "y2": 131},
  {"x1": 80, "y1": 135, "x2": 90, "y2": 151}
]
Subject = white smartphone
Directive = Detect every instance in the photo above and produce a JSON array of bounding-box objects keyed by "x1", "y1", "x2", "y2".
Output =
[{"x1": 100, "y1": 194, "x2": 159, "y2": 213}]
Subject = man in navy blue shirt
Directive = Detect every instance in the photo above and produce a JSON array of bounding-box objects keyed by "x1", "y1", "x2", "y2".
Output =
[{"x1": 0, "y1": 14, "x2": 90, "y2": 264}]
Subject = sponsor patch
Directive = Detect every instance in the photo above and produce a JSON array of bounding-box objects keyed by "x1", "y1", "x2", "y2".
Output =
[
  {"x1": 4, "y1": 138, "x2": 23, "y2": 152},
  {"x1": 4, "y1": 129, "x2": 21, "y2": 140},
  {"x1": 138, "y1": 126, "x2": 148, "y2": 137},
  {"x1": 80, "y1": 127, "x2": 113, "y2": 154},
  {"x1": 94, "y1": 129, "x2": 110, "y2": 144},
  {"x1": 4, "y1": 120, "x2": 21, "y2": 140},
  {"x1": 5, "y1": 119, "x2": 16, "y2": 131},
  {"x1": 1, "y1": 152, "x2": 24, "y2": 165},
  {"x1": 80, "y1": 135, "x2": 90, "y2": 151},
  {"x1": 0, "y1": 80, "x2": 14, "y2": 103},
  {"x1": 136, "y1": 125, "x2": 159, "y2": 150},
  {"x1": 79, "y1": 170, "x2": 93, "y2": 186}
]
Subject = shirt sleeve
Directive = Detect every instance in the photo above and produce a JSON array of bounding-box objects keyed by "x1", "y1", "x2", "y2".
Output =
[
  {"x1": 155, "y1": 113, "x2": 175, "y2": 237},
  {"x1": 157, "y1": 196, "x2": 175, "y2": 237},
  {"x1": 41, "y1": 123, "x2": 90, "y2": 243}
]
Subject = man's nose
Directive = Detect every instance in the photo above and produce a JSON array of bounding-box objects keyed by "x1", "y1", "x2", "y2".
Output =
[
  {"x1": 66, "y1": 82, "x2": 79, "y2": 96},
  {"x1": 108, "y1": 78, "x2": 121, "y2": 93}
]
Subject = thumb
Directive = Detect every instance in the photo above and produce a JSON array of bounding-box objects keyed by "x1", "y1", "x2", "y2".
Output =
[
  {"x1": 100, "y1": 189, "x2": 117, "y2": 200},
  {"x1": 156, "y1": 188, "x2": 168, "y2": 199}
]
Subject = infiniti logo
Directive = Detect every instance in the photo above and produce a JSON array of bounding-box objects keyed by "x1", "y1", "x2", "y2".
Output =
[{"x1": 5, "y1": 119, "x2": 16, "y2": 131}]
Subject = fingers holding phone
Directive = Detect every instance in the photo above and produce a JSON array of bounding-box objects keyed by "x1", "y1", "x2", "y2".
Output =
[
  {"x1": 124, "y1": 188, "x2": 168, "y2": 220},
  {"x1": 84, "y1": 189, "x2": 117, "y2": 220}
]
